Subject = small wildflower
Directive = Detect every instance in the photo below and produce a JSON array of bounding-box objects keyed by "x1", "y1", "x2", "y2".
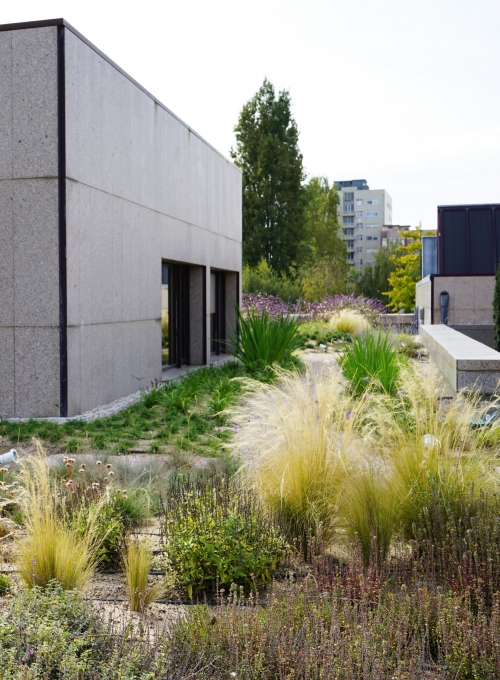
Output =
[
  {"x1": 344, "y1": 409, "x2": 352, "y2": 420},
  {"x1": 65, "y1": 480, "x2": 73, "y2": 487}
]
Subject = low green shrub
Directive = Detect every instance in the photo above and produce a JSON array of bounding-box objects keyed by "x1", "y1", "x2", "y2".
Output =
[
  {"x1": 0, "y1": 583, "x2": 161, "y2": 678},
  {"x1": 227, "y1": 307, "x2": 302, "y2": 372},
  {"x1": 0, "y1": 573, "x2": 10, "y2": 595},
  {"x1": 297, "y1": 321, "x2": 351, "y2": 348},
  {"x1": 339, "y1": 329, "x2": 402, "y2": 396},
  {"x1": 159, "y1": 476, "x2": 287, "y2": 598}
]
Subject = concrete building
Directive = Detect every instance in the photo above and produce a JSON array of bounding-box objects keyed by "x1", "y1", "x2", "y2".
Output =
[
  {"x1": 0, "y1": 19, "x2": 242, "y2": 419},
  {"x1": 416, "y1": 204, "x2": 500, "y2": 348},
  {"x1": 381, "y1": 225, "x2": 411, "y2": 248},
  {"x1": 335, "y1": 179, "x2": 392, "y2": 267}
]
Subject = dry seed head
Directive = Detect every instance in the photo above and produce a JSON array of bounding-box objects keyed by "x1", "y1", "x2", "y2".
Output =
[
  {"x1": 109, "y1": 471, "x2": 114, "y2": 477},
  {"x1": 0, "y1": 468, "x2": 8, "y2": 474},
  {"x1": 106, "y1": 463, "x2": 112, "y2": 469},
  {"x1": 104, "y1": 477, "x2": 109, "y2": 483},
  {"x1": 80, "y1": 464, "x2": 86, "y2": 470},
  {"x1": 96, "y1": 461, "x2": 102, "y2": 466}
]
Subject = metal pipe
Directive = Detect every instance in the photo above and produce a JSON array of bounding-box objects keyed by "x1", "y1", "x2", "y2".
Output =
[{"x1": 0, "y1": 449, "x2": 18, "y2": 466}]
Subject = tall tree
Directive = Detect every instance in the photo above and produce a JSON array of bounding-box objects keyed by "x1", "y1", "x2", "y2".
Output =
[
  {"x1": 231, "y1": 79, "x2": 305, "y2": 273},
  {"x1": 298, "y1": 177, "x2": 348, "y2": 300},
  {"x1": 352, "y1": 244, "x2": 397, "y2": 305}
]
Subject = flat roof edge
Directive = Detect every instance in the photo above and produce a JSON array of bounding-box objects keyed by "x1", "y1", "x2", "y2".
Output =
[
  {"x1": 0, "y1": 18, "x2": 241, "y2": 171},
  {"x1": 438, "y1": 203, "x2": 500, "y2": 209}
]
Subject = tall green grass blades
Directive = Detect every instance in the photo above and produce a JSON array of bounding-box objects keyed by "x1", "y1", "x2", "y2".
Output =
[
  {"x1": 339, "y1": 329, "x2": 401, "y2": 396},
  {"x1": 16, "y1": 447, "x2": 106, "y2": 589},
  {"x1": 226, "y1": 306, "x2": 302, "y2": 370},
  {"x1": 340, "y1": 468, "x2": 395, "y2": 568},
  {"x1": 122, "y1": 539, "x2": 170, "y2": 611}
]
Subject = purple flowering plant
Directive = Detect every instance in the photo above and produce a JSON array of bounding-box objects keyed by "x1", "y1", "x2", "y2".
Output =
[{"x1": 242, "y1": 292, "x2": 386, "y2": 325}]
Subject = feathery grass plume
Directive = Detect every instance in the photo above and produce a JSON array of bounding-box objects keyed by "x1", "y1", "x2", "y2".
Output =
[
  {"x1": 367, "y1": 363, "x2": 500, "y2": 541},
  {"x1": 233, "y1": 368, "x2": 364, "y2": 553},
  {"x1": 328, "y1": 308, "x2": 370, "y2": 335},
  {"x1": 122, "y1": 538, "x2": 170, "y2": 611},
  {"x1": 340, "y1": 465, "x2": 395, "y2": 568},
  {"x1": 16, "y1": 442, "x2": 108, "y2": 590},
  {"x1": 339, "y1": 329, "x2": 402, "y2": 396}
]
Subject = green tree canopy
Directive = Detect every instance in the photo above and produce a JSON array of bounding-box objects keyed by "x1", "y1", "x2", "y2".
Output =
[
  {"x1": 231, "y1": 79, "x2": 305, "y2": 273},
  {"x1": 352, "y1": 244, "x2": 396, "y2": 305},
  {"x1": 385, "y1": 227, "x2": 434, "y2": 312},
  {"x1": 297, "y1": 176, "x2": 348, "y2": 300}
]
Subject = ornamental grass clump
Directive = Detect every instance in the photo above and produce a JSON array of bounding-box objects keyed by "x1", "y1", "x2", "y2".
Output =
[
  {"x1": 328, "y1": 308, "x2": 370, "y2": 335},
  {"x1": 122, "y1": 538, "x2": 170, "y2": 611},
  {"x1": 368, "y1": 363, "x2": 500, "y2": 542},
  {"x1": 227, "y1": 306, "x2": 302, "y2": 372},
  {"x1": 16, "y1": 445, "x2": 110, "y2": 590},
  {"x1": 233, "y1": 370, "x2": 364, "y2": 553},
  {"x1": 339, "y1": 328, "x2": 402, "y2": 396}
]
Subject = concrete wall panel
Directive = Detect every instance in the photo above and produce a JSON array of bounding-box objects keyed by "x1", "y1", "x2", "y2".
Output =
[
  {"x1": 12, "y1": 27, "x2": 58, "y2": 179},
  {"x1": 14, "y1": 326, "x2": 60, "y2": 417},
  {"x1": 13, "y1": 179, "x2": 59, "y2": 327},
  {"x1": 0, "y1": 32, "x2": 13, "y2": 180},
  {"x1": 0, "y1": 328, "x2": 15, "y2": 416},
  {"x1": 0, "y1": 181, "x2": 14, "y2": 326}
]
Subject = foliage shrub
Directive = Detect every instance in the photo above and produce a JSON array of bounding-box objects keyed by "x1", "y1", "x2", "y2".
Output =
[
  {"x1": 339, "y1": 329, "x2": 402, "y2": 396},
  {"x1": 0, "y1": 583, "x2": 162, "y2": 679},
  {"x1": 227, "y1": 307, "x2": 302, "y2": 372},
  {"x1": 328, "y1": 308, "x2": 370, "y2": 335},
  {"x1": 0, "y1": 573, "x2": 10, "y2": 595},
  {"x1": 159, "y1": 475, "x2": 287, "y2": 598},
  {"x1": 242, "y1": 259, "x2": 302, "y2": 303},
  {"x1": 164, "y1": 555, "x2": 500, "y2": 679},
  {"x1": 297, "y1": 321, "x2": 351, "y2": 348}
]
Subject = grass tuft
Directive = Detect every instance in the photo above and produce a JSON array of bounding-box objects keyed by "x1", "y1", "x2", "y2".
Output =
[{"x1": 122, "y1": 538, "x2": 170, "y2": 611}]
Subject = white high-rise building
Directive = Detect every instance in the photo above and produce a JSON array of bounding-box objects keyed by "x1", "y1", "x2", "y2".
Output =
[{"x1": 335, "y1": 179, "x2": 392, "y2": 267}]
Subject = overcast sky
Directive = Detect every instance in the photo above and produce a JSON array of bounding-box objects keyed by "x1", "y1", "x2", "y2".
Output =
[{"x1": 5, "y1": 0, "x2": 500, "y2": 230}]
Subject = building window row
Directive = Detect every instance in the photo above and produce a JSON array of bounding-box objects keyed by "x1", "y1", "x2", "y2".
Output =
[
  {"x1": 356, "y1": 247, "x2": 363, "y2": 253},
  {"x1": 366, "y1": 199, "x2": 379, "y2": 205},
  {"x1": 344, "y1": 204, "x2": 354, "y2": 213},
  {"x1": 356, "y1": 259, "x2": 363, "y2": 265},
  {"x1": 356, "y1": 235, "x2": 363, "y2": 241},
  {"x1": 344, "y1": 216, "x2": 354, "y2": 224},
  {"x1": 344, "y1": 192, "x2": 354, "y2": 201},
  {"x1": 366, "y1": 211, "x2": 379, "y2": 217}
]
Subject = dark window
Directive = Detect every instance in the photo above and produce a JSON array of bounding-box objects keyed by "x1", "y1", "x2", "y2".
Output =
[
  {"x1": 162, "y1": 263, "x2": 190, "y2": 369},
  {"x1": 210, "y1": 271, "x2": 226, "y2": 355},
  {"x1": 442, "y1": 210, "x2": 467, "y2": 274},
  {"x1": 469, "y1": 209, "x2": 494, "y2": 274}
]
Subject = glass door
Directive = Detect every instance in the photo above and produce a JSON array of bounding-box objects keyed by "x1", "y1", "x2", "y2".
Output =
[{"x1": 162, "y1": 263, "x2": 190, "y2": 369}]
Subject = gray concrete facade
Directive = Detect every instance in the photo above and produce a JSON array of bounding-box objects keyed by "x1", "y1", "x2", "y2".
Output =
[
  {"x1": 0, "y1": 19, "x2": 242, "y2": 418},
  {"x1": 416, "y1": 275, "x2": 495, "y2": 327}
]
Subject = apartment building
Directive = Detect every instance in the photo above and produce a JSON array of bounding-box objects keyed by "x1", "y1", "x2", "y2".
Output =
[{"x1": 335, "y1": 179, "x2": 392, "y2": 267}]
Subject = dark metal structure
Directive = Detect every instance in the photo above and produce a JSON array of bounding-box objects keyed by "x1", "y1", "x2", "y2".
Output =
[{"x1": 438, "y1": 204, "x2": 500, "y2": 275}]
